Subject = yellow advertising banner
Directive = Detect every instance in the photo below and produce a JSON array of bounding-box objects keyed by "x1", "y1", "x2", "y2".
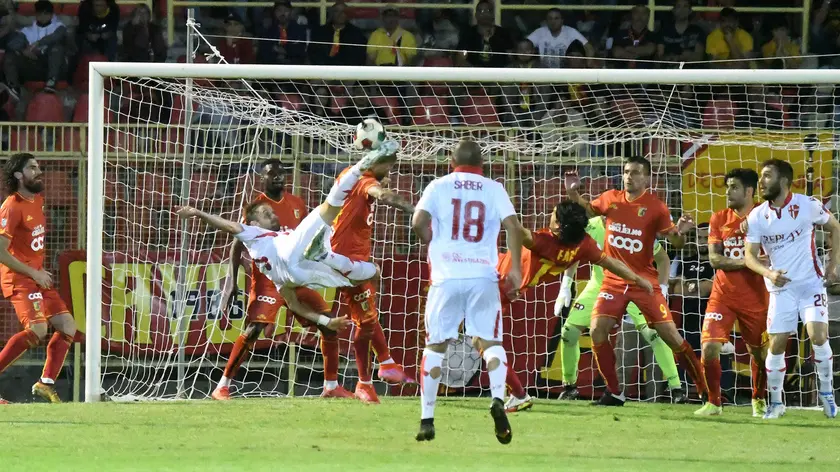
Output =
[{"x1": 681, "y1": 133, "x2": 835, "y2": 224}]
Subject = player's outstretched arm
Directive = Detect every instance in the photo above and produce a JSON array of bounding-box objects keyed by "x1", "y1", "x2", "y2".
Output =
[
  {"x1": 279, "y1": 286, "x2": 351, "y2": 332},
  {"x1": 563, "y1": 172, "x2": 595, "y2": 217},
  {"x1": 174, "y1": 205, "x2": 243, "y2": 235},
  {"x1": 554, "y1": 262, "x2": 578, "y2": 316},
  {"x1": 502, "y1": 215, "x2": 525, "y2": 300},
  {"x1": 598, "y1": 256, "x2": 653, "y2": 294},
  {"x1": 0, "y1": 237, "x2": 51, "y2": 288},
  {"x1": 707, "y1": 241, "x2": 745, "y2": 272},
  {"x1": 411, "y1": 209, "x2": 432, "y2": 244},
  {"x1": 219, "y1": 239, "x2": 245, "y2": 316},
  {"x1": 661, "y1": 214, "x2": 694, "y2": 249},
  {"x1": 368, "y1": 185, "x2": 415, "y2": 214},
  {"x1": 820, "y1": 213, "x2": 840, "y2": 285}
]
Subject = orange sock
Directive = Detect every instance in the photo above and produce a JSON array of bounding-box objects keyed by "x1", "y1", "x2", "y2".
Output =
[
  {"x1": 369, "y1": 322, "x2": 392, "y2": 363},
  {"x1": 42, "y1": 332, "x2": 73, "y2": 382},
  {"x1": 224, "y1": 334, "x2": 255, "y2": 379},
  {"x1": 0, "y1": 329, "x2": 40, "y2": 375},
  {"x1": 751, "y1": 355, "x2": 767, "y2": 400},
  {"x1": 506, "y1": 357, "x2": 526, "y2": 399},
  {"x1": 677, "y1": 340, "x2": 708, "y2": 396},
  {"x1": 321, "y1": 334, "x2": 339, "y2": 382},
  {"x1": 703, "y1": 358, "x2": 722, "y2": 406},
  {"x1": 592, "y1": 341, "x2": 620, "y2": 395}
]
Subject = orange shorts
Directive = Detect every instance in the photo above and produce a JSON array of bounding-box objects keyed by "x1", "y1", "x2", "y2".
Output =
[
  {"x1": 702, "y1": 301, "x2": 768, "y2": 348},
  {"x1": 592, "y1": 282, "x2": 672, "y2": 325},
  {"x1": 10, "y1": 287, "x2": 70, "y2": 329},
  {"x1": 339, "y1": 281, "x2": 378, "y2": 327},
  {"x1": 247, "y1": 286, "x2": 329, "y2": 327}
]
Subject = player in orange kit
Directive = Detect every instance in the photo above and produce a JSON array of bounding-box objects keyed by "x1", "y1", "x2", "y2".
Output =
[
  {"x1": 565, "y1": 156, "x2": 708, "y2": 406},
  {"x1": 494, "y1": 200, "x2": 654, "y2": 412},
  {"x1": 330, "y1": 153, "x2": 416, "y2": 403},
  {"x1": 695, "y1": 168, "x2": 769, "y2": 417},
  {"x1": 212, "y1": 159, "x2": 346, "y2": 400},
  {"x1": 0, "y1": 153, "x2": 78, "y2": 403}
]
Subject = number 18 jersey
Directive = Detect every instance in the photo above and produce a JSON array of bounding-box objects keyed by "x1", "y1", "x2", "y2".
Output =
[{"x1": 415, "y1": 167, "x2": 516, "y2": 284}]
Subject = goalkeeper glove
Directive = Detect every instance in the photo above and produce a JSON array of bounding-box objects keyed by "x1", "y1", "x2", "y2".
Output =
[
  {"x1": 660, "y1": 284, "x2": 669, "y2": 299},
  {"x1": 553, "y1": 276, "x2": 573, "y2": 317}
]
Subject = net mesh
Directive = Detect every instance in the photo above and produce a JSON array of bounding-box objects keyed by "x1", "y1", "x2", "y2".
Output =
[{"x1": 89, "y1": 33, "x2": 840, "y2": 404}]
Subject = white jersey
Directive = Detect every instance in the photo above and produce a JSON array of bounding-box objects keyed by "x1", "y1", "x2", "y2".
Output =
[
  {"x1": 527, "y1": 25, "x2": 588, "y2": 68},
  {"x1": 746, "y1": 193, "x2": 830, "y2": 292},
  {"x1": 235, "y1": 224, "x2": 296, "y2": 288},
  {"x1": 415, "y1": 170, "x2": 516, "y2": 283}
]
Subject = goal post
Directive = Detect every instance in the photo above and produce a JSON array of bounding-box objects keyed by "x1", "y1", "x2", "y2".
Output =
[{"x1": 84, "y1": 62, "x2": 840, "y2": 403}]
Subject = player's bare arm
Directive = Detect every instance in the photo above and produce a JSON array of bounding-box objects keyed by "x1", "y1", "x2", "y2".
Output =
[
  {"x1": 0, "y1": 237, "x2": 51, "y2": 288},
  {"x1": 562, "y1": 172, "x2": 595, "y2": 217},
  {"x1": 519, "y1": 226, "x2": 534, "y2": 249},
  {"x1": 502, "y1": 215, "x2": 525, "y2": 301},
  {"x1": 553, "y1": 261, "x2": 578, "y2": 316},
  {"x1": 820, "y1": 213, "x2": 840, "y2": 286},
  {"x1": 744, "y1": 241, "x2": 790, "y2": 287},
  {"x1": 279, "y1": 286, "x2": 351, "y2": 332},
  {"x1": 654, "y1": 245, "x2": 670, "y2": 286},
  {"x1": 597, "y1": 256, "x2": 654, "y2": 294},
  {"x1": 660, "y1": 214, "x2": 694, "y2": 249},
  {"x1": 174, "y1": 205, "x2": 244, "y2": 235},
  {"x1": 708, "y1": 240, "x2": 745, "y2": 271},
  {"x1": 368, "y1": 185, "x2": 415, "y2": 213},
  {"x1": 219, "y1": 239, "x2": 245, "y2": 315},
  {"x1": 411, "y1": 209, "x2": 432, "y2": 244}
]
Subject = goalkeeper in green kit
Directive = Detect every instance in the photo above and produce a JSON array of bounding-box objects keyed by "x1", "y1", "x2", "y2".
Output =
[{"x1": 555, "y1": 216, "x2": 686, "y2": 402}]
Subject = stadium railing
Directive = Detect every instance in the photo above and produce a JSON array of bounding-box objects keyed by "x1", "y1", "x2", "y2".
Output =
[{"x1": 164, "y1": 0, "x2": 813, "y2": 50}]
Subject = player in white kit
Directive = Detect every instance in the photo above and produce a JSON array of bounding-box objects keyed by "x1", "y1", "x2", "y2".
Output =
[
  {"x1": 744, "y1": 159, "x2": 840, "y2": 419},
  {"x1": 411, "y1": 139, "x2": 524, "y2": 444},
  {"x1": 175, "y1": 141, "x2": 400, "y2": 333}
]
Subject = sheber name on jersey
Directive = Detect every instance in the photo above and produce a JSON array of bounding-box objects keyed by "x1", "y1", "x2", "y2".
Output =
[{"x1": 440, "y1": 252, "x2": 491, "y2": 265}]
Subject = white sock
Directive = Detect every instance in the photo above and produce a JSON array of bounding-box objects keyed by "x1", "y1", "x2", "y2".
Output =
[
  {"x1": 40, "y1": 377, "x2": 55, "y2": 385},
  {"x1": 380, "y1": 358, "x2": 395, "y2": 366},
  {"x1": 325, "y1": 380, "x2": 339, "y2": 390},
  {"x1": 326, "y1": 165, "x2": 363, "y2": 207},
  {"x1": 482, "y1": 345, "x2": 508, "y2": 401},
  {"x1": 813, "y1": 341, "x2": 834, "y2": 394},
  {"x1": 765, "y1": 352, "x2": 786, "y2": 404},
  {"x1": 322, "y1": 252, "x2": 378, "y2": 280},
  {"x1": 217, "y1": 375, "x2": 231, "y2": 389},
  {"x1": 420, "y1": 349, "x2": 444, "y2": 420}
]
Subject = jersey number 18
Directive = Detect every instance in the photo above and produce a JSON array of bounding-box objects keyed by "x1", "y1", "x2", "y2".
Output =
[{"x1": 451, "y1": 198, "x2": 486, "y2": 243}]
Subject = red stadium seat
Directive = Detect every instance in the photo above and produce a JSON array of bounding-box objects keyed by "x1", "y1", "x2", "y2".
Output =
[
  {"x1": 370, "y1": 96, "x2": 401, "y2": 126},
  {"x1": 461, "y1": 93, "x2": 499, "y2": 126},
  {"x1": 330, "y1": 95, "x2": 349, "y2": 117},
  {"x1": 171, "y1": 94, "x2": 198, "y2": 124},
  {"x1": 61, "y1": 3, "x2": 79, "y2": 16},
  {"x1": 23, "y1": 81, "x2": 69, "y2": 93},
  {"x1": 702, "y1": 99, "x2": 736, "y2": 130},
  {"x1": 74, "y1": 54, "x2": 109, "y2": 88},
  {"x1": 9, "y1": 129, "x2": 44, "y2": 152},
  {"x1": 17, "y1": 2, "x2": 36, "y2": 15},
  {"x1": 73, "y1": 95, "x2": 89, "y2": 122},
  {"x1": 347, "y1": 1, "x2": 381, "y2": 19},
  {"x1": 135, "y1": 172, "x2": 175, "y2": 207},
  {"x1": 277, "y1": 92, "x2": 304, "y2": 111},
  {"x1": 423, "y1": 56, "x2": 453, "y2": 68},
  {"x1": 25, "y1": 92, "x2": 64, "y2": 122},
  {"x1": 42, "y1": 169, "x2": 75, "y2": 205},
  {"x1": 412, "y1": 96, "x2": 449, "y2": 126}
]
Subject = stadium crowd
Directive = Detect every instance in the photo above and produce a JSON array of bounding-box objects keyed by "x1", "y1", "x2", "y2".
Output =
[{"x1": 0, "y1": 0, "x2": 838, "y2": 129}]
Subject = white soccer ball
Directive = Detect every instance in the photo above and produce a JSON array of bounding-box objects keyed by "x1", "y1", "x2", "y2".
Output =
[{"x1": 353, "y1": 118, "x2": 386, "y2": 151}]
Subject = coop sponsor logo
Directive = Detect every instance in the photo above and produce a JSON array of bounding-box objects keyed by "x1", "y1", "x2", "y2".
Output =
[
  {"x1": 598, "y1": 292, "x2": 614, "y2": 300},
  {"x1": 28, "y1": 292, "x2": 43, "y2": 300},
  {"x1": 608, "y1": 235, "x2": 643, "y2": 254},
  {"x1": 704, "y1": 312, "x2": 724, "y2": 322},
  {"x1": 353, "y1": 289, "x2": 372, "y2": 302},
  {"x1": 30, "y1": 224, "x2": 45, "y2": 251},
  {"x1": 256, "y1": 295, "x2": 277, "y2": 304},
  {"x1": 723, "y1": 236, "x2": 744, "y2": 259}
]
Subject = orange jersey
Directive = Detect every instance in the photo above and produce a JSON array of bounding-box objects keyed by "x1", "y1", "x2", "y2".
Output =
[
  {"x1": 497, "y1": 229, "x2": 605, "y2": 292},
  {"x1": 591, "y1": 190, "x2": 674, "y2": 286},
  {"x1": 707, "y1": 207, "x2": 768, "y2": 309},
  {"x1": 330, "y1": 169, "x2": 381, "y2": 261},
  {"x1": 243, "y1": 192, "x2": 308, "y2": 296},
  {"x1": 0, "y1": 193, "x2": 47, "y2": 297}
]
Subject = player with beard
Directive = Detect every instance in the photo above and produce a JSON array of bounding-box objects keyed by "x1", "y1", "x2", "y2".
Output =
[
  {"x1": 695, "y1": 168, "x2": 769, "y2": 417},
  {"x1": 329, "y1": 152, "x2": 416, "y2": 403},
  {"x1": 565, "y1": 156, "x2": 708, "y2": 406},
  {"x1": 744, "y1": 159, "x2": 840, "y2": 419},
  {"x1": 0, "y1": 153, "x2": 78, "y2": 403}
]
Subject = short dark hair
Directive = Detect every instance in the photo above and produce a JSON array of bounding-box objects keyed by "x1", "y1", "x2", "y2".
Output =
[
  {"x1": 762, "y1": 159, "x2": 794, "y2": 187},
  {"x1": 720, "y1": 7, "x2": 738, "y2": 21},
  {"x1": 475, "y1": 0, "x2": 492, "y2": 12},
  {"x1": 724, "y1": 168, "x2": 759, "y2": 194},
  {"x1": 547, "y1": 7, "x2": 561, "y2": 16},
  {"x1": 566, "y1": 40, "x2": 586, "y2": 56},
  {"x1": 244, "y1": 201, "x2": 270, "y2": 223},
  {"x1": 261, "y1": 158, "x2": 285, "y2": 173},
  {"x1": 4, "y1": 153, "x2": 35, "y2": 194},
  {"x1": 624, "y1": 155, "x2": 652, "y2": 175},
  {"x1": 554, "y1": 200, "x2": 589, "y2": 246},
  {"x1": 34, "y1": 0, "x2": 53, "y2": 14},
  {"x1": 454, "y1": 139, "x2": 483, "y2": 167}
]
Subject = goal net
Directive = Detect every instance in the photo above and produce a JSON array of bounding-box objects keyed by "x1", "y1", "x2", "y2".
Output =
[{"x1": 83, "y1": 61, "x2": 840, "y2": 405}]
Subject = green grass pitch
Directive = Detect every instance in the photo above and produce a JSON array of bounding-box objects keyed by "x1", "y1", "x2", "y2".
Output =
[{"x1": 3, "y1": 397, "x2": 839, "y2": 471}]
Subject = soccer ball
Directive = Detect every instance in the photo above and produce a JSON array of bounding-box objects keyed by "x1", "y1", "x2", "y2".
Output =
[{"x1": 353, "y1": 118, "x2": 386, "y2": 151}]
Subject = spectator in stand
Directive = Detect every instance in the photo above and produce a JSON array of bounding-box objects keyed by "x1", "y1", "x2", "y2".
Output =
[
  {"x1": 418, "y1": 10, "x2": 459, "y2": 61},
  {"x1": 3, "y1": 0, "x2": 66, "y2": 98},
  {"x1": 705, "y1": 7, "x2": 753, "y2": 69},
  {"x1": 215, "y1": 13, "x2": 254, "y2": 64},
  {"x1": 527, "y1": 8, "x2": 594, "y2": 68},
  {"x1": 656, "y1": 0, "x2": 705, "y2": 65},
  {"x1": 609, "y1": 5, "x2": 658, "y2": 69},
  {"x1": 812, "y1": 0, "x2": 840, "y2": 68},
  {"x1": 0, "y1": 0, "x2": 15, "y2": 51},
  {"x1": 78, "y1": 0, "x2": 120, "y2": 61},
  {"x1": 760, "y1": 19, "x2": 801, "y2": 69},
  {"x1": 310, "y1": 1, "x2": 366, "y2": 66},
  {"x1": 367, "y1": 7, "x2": 417, "y2": 66},
  {"x1": 257, "y1": 0, "x2": 308, "y2": 65},
  {"x1": 455, "y1": 0, "x2": 513, "y2": 68},
  {"x1": 500, "y1": 39, "x2": 551, "y2": 127},
  {"x1": 120, "y1": 5, "x2": 167, "y2": 62}
]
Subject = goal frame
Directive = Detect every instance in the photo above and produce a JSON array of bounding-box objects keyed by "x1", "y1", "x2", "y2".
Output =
[{"x1": 85, "y1": 62, "x2": 840, "y2": 402}]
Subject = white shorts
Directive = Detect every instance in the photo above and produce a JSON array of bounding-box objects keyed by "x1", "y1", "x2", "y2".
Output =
[
  {"x1": 424, "y1": 278, "x2": 502, "y2": 344},
  {"x1": 278, "y1": 211, "x2": 353, "y2": 289},
  {"x1": 767, "y1": 280, "x2": 830, "y2": 334}
]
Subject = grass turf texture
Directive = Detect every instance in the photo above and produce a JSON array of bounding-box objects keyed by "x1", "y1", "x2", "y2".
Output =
[{"x1": 2, "y1": 397, "x2": 839, "y2": 471}]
